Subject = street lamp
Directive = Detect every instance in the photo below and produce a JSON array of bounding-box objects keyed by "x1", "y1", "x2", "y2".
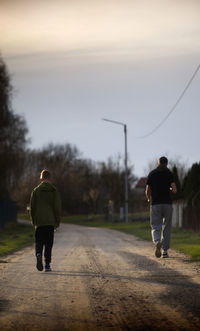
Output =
[{"x1": 102, "y1": 118, "x2": 129, "y2": 224}]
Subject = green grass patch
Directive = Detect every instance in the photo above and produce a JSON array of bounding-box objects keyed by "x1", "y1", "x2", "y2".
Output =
[
  {"x1": 171, "y1": 228, "x2": 200, "y2": 260},
  {"x1": 62, "y1": 214, "x2": 200, "y2": 261},
  {"x1": 0, "y1": 223, "x2": 34, "y2": 256},
  {"x1": 18, "y1": 213, "x2": 31, "y2": 221}
]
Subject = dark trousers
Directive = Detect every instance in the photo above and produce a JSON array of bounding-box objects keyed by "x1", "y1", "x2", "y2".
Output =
[{"x1": 35, "y1": 226, "x2": 54, "y2": 264}]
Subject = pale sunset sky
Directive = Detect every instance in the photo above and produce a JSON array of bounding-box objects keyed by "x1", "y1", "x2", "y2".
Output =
[{"x1": 1, "y1": 0, "x2": 200, "y2": 176}]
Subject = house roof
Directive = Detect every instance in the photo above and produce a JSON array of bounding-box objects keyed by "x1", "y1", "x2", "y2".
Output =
[{"x1": 135, "y1": 177, "x2": 147, "y2": 188}]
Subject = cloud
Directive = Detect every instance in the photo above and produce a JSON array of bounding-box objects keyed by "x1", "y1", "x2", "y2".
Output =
[{"x1": 1, "y1": 0, "x2": 200, "y2": 60}]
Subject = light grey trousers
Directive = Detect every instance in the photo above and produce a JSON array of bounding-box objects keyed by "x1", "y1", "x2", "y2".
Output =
[{"x1": 150, "y1": 204, "x2": 173, "y2": 251}]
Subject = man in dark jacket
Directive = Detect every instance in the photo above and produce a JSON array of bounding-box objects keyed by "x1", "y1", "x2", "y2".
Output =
[
  {"x1": 145, "y1": 157, "x2": 177, "y2": 258},
  {"x1": 30, "y1": 169, "x2": 61, "y2": 272}
]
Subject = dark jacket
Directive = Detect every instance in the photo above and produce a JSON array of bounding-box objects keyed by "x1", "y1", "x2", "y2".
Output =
[
  {"x1": 30, "y1": 181, "x2": 61, "y2": 228},
  {"x1": 146, "y1": 165, "x2": 174, "y2": 205}
]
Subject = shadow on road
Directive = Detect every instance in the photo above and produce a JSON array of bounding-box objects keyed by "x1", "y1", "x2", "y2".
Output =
[
  {"x1": 0, "y1": 299, "x2": 10, "y2": 312},
  {"x1": 119, "y1": 251, "x2": 200, "y2": 318}
]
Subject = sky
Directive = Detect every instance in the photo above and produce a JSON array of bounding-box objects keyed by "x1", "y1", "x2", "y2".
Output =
[{"x1": 1, "y1": 0, "x2": 200, "y2": 177}]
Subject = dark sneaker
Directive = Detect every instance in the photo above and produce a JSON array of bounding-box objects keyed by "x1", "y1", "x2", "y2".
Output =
[
  {"x1": 162, "y1": 251, "x2": 169, "y2": 258},
  {"x1": 155, "y1": 242, "x2": 162, "y2": 258},
  {"x1": 36, "y1": 254, "x2": 43, "y2": 271},
  {"x1": 45, "y1": 264, "x2": 51, "y2": 272}
]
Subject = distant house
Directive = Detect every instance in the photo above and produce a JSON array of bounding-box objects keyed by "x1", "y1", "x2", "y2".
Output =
[
  {"x1": 135, "y1": 177, "x2": 147, "y2": 194},
  {"x1": 131, "y1": 177, "x2": 148, "y2": 212}
]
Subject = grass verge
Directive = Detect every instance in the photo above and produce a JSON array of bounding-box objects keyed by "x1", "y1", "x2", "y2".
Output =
[
  {"x1": 170, "y1": 228, "x2": 200, "y2": 261},
  {"x1": 0, "y1": 223, "x2": 34, "y2": 256},
  {"x1": 62, "y1": 215, "x2": 200, "y2": 261}
]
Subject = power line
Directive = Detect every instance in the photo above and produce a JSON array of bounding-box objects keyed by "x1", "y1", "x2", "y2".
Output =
[{"x1": 137, "y1": 63, "x2": 200, "y2": 139}]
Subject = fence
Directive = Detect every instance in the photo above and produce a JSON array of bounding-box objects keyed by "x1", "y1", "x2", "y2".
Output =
[
  {"x1": 172, "y1": 202, "x2": 186, "y2": 228},
  {"x1": 182, "y1": 205, "x2": 200, "y2": 232},
  {"x1": 172, "y1": 201, "x2": 200, "y2": 232}
]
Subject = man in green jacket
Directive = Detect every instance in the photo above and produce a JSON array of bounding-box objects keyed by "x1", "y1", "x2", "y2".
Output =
[{"x1": 30, "y1": 169, "x2": 61, "y2": 272}]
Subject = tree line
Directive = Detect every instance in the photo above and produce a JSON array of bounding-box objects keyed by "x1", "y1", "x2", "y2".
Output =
[
  {"x1": 15, "y1": 144, "x2": 136, "y2": 215},
  {"x1": 1, "y1": 55, "x2": 199, "y2": 216},
  {"x1": 172, "y1": 163, "x2": 200, "y2": 206}
]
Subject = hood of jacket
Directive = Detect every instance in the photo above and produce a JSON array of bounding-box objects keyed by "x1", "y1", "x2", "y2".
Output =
[{"x1": 37, "y1": 181, "x2": 56, "y2": 192}]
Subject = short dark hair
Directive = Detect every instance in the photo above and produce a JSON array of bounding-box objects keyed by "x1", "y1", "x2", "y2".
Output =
[
  {"x1": 159, "y1": 156, "x2": 168, "y2": 165},
  {"x1": 40, "y1": 169, "x2": 51, "y2": 180}
]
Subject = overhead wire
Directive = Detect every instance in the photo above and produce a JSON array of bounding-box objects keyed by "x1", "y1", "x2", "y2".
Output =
[{"x1": 137, "y1": 63, "x2": 200, "y2": 139}]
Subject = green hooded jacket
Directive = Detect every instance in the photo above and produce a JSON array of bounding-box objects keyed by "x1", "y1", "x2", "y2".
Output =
[{"x1": 30, "y1": 181, "x2": 61, "y2": 228}]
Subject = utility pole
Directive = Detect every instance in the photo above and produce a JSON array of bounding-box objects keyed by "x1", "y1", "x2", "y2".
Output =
[
  {"x1": 124, "y1": 124, "x2": 128, "y2": 224},
  {"x1": 102, "y1": 118, "x2": 129, "y2": 224}
]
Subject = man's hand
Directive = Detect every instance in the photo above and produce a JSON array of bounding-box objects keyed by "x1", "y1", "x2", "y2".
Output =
[
  {"x1": 54, "y1": 222, "x2": 60, "y2": 229},
  {"x1": 145, "y1": 185, "x2": 151, "y2": 202},
  {"x1": 171, "y1": 182, "x2": 177, "y2": 194}
]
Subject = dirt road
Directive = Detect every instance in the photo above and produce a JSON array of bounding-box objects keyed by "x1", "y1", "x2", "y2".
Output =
[{"x1": 0, "y1": 223, "x2": 200, "y2": 331}]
